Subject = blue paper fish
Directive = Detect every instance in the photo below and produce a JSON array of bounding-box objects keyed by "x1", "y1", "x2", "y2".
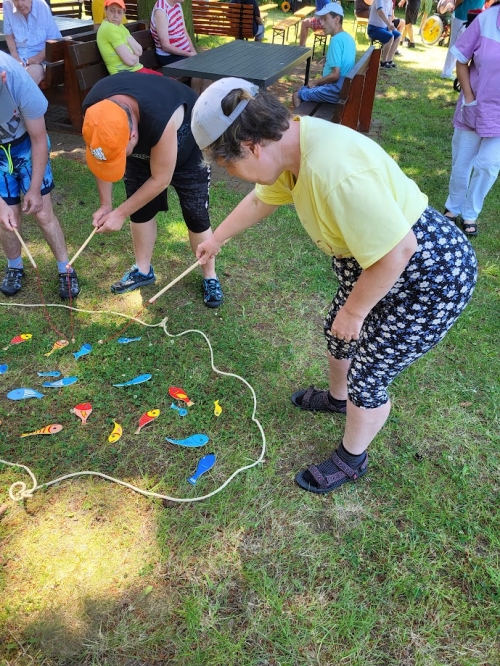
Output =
[
  {"x1": 165, "y1": 433, "x2": 209, "y2": 448},
  {"x1": 113, "y1": 373, "x2": 152, "y2": 387},
  {"x1": 0, "y1": 364, "x2": 8, "y2": 375},
  {"x1": 42, "y1": 376, "x2": 78, "y2": 388},
  {"x1": 117, "y1": 337, "x2": 142, "y2": 344},
  {"x1": 73, "y1": 343, "x2": 92, "y2": 360},
  {"x1": 37, "y1": 370, "x2": 61, "y2": 377},
  {"x1": 188, "y1": 453, "x2": 216, "y2": 485},
  {"x1": 7, "y1": 388, "x2": 44, "y2": 400},
  {"x1": 170, "y1": 402, "x2": 188, "y2": 417}
]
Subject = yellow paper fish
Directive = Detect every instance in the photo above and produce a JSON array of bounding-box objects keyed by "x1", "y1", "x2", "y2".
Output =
[
  {"x1": 214, "y1": 400, "x2": 222, "y2": 417},
  {"x1": 108, "y1": 420, "x2": 123, "y2": 443},
  {"x1": 21, "y1": 424, "x2": 63, "y2": 438},
  {"x1": 44, "y1": 339, "x2": 69, "y2": 357}
]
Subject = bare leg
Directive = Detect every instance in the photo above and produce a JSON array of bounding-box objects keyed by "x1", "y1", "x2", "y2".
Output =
[
  {"x1": 299, "y1": 18, "x2": 312, "y2": 47},
  {"x1": 34, "y1": 194, "x2": 70, "y2": 262},
  {"x1": 382, "y1": 37, "x2": 394, "y2": 61},
  {"x1": 0, "y1": 204, "x2": 22, "y2": 259},
  {"x1": 130, "y1": 218, "x2": 157, "y2": 274},
  {"x1": 26, "y1": 64, "x2": 44, "y2": 85},
  {"x1": 343, "y1": 399, "x2": 391, "y2": 454},
  {"x1": 328, "y1": 353, "x2": 349, "y2": 401},
  {"x1": 190, "y1": 77, "x2": 211, "y2": 95},
  {"x1": 188, "y1": 228, "x2": 217, "y2": 279},
  {"x1": 387, "y1": 33, "x2": 402, "y2": 60}
]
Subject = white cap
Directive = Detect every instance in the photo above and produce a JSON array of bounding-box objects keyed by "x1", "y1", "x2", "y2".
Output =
[
  {"x1": 191, "y1": 77, "x2": 259, "y2": 150},
  {"x1": 315, "y1": 2, "x2": 344, "y2": 17}
]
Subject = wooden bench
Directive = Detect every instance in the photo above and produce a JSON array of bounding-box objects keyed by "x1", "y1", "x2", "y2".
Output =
[
  {"x1": 271, "y1": 16, "x2": 300, "y2": 43},
  {"x1": 295, "y1": 45, "x2": 380, "y2": 132},
  {"x1": 191, "y1": 1, "x2": 255, "y2": 39},
  {"x1": 42, "y1": 22, "x2": 159, "y2": 133},
  {"x1": 50, "y1": 1, "x2": 84, "y2": 19}
]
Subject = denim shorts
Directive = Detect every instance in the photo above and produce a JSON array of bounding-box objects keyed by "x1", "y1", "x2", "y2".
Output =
[
  {"x1": 367, "y1": 24, "x2": 401, "y2": 44},
  {"x1": 298, "y1": 77, "x2": 344, "y2": 104},
  {"x1": 0, "y1": 133, "x2": 54, "y2": 205}
]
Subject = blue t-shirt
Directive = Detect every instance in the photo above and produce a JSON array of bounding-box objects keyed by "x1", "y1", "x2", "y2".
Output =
[
  {"x1": 454, "y1": 0, "x2": 484, "y2": 22},
  {"x1": 323, "y1": 31, "x2": 357, "y2": 78},
  {"x1": 0, "y1": 51, "x2": 48, "y2": 143}
]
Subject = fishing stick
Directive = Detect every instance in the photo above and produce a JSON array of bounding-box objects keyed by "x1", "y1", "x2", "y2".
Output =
[
  {"x1": 67, "y1": 227, "x2": 97, "y2": 267},
  {"x1": 148, "y1": 259, "x2": 201, "y2": 304},
  {"x1": 13, "y1": 228, "x2": 37, "y2": 268}
]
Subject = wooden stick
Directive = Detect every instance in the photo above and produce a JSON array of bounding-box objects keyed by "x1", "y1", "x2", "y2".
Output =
[
  {"x1": 67, "y1": 228, "x2": 97, "y2": 267},
  {"x1": 12, "y1": 228, "x2": 37, "y2": 268},
  {"x1": 148, "y1": 259, "x2": 200, "y2": 304}
]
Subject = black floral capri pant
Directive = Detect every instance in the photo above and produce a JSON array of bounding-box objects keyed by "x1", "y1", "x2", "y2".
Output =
[{"x1": 324, "y1": 208, "x2": 478, "y2": 409}]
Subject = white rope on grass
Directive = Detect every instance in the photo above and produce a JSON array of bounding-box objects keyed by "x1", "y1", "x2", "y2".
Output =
[{"x1": 0, "y1": 303, "x2": 266, "y2": 504}]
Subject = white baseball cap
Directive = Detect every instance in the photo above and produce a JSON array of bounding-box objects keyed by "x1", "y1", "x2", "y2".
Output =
[
  {"x1": 315, "y1": 2, "x2": 344, "y2": 17},
  {"x1": 191, "y1": 77, "x2": 259, "y2": 150}
]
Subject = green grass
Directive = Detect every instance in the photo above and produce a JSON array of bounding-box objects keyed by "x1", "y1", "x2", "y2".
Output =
[{"x1": 1, "y1": 18, "x2": 500, "y2": 666}]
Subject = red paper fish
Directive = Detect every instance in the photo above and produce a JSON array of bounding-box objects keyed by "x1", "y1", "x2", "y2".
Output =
[
  {"x1": 169, "y1": 386, "x2": 194, "y2": 407},
  {"x1": 71, "y1": 402, "x2": 93, "y2": 424},
  {"x1": 135, "y1": 409, "x2": 160, "y2": 434},
  {"x1": 3, "y1": 333, "x2": 32, "y2": 350},
  {"x1": 21, "y1": 424, "x2": 63, "y2": 438},
  {"x1": 44, "y1": 339, "x2": 69, "y2": 357}
]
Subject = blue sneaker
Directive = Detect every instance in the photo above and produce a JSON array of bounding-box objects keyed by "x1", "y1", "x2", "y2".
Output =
[
  {"x1": 202, "y1": 277, "x2": 223, "y2": 308},
  {"x1": 111, "y1": 265, "x2": 156, "y2": 294}
]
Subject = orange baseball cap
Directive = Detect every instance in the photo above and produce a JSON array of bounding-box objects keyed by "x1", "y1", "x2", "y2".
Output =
[
  {"x1": 104, "y1": 0, "x2": 126, "y2": 8},
  {"x1": 82, "y1": 100, "x2": 129, "y2": 182}
]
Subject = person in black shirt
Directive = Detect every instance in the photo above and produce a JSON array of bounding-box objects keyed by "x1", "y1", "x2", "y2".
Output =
[{"x1": 82, "y1": 72, "x2": 223, "y2": 306}]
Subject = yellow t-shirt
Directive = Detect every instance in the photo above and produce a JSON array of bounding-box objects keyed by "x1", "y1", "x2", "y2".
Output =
[
  {"x1": 92, "y1": 0, "x2": 127, "y2": 25},
  {"x1": 97, "y1": 20, "x2": 142, "y2": 74},
  {"x1": 255, "y1": 117, "x2": 428, "y2": 269}
]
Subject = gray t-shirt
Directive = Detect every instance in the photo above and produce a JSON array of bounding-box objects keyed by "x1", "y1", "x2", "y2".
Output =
[{"x1": 0, "y1": 51, "x2": 48, "y2": 143}]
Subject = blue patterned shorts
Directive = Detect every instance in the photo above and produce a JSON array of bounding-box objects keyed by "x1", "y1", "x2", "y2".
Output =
[
  {"x1": 0, "y1": 132, "x2": 54, "y2": 205},
  {"x1": 324, "y1": 208, "x2": 478, "y2": 409}
]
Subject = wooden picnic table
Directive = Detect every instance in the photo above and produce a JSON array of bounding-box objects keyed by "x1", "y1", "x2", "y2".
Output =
[
  {"x1": 260, "y1": 3, "x2": 279, "y2": 10},
  {"x1": 162, "y1": 40, "x2": 312, "y2": 88},
  {"x1": 293, "y1": 5, "x2": 316, "y2": 19}
]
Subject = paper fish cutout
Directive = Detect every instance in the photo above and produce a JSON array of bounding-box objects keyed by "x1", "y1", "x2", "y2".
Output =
[
  {"x1": 170, "y1": 402, "x2": 188, "y2": 417},
  {"x1": 117, "y1": 337, "x2": 142, "y2": 344},
  {"x1": 188, "y1": 453, "x2": 216, "y2": 485},
  {"x1": 44, "y1": 340, "x2": 69, "y2": 357},
  {"x1": 7, "y1": 388, "x2": 44, "y2": 400},
  {"x1": 37, "y1": 371, "x2": 61, "y2": 377},
  {"x1": 3, "y1": 333, "x2": 32, "y2": 350},
  {"x1": 165, "y1": 433, "x2": 209, "y2": 448},
  {"x1": 135, "y1": 409, "x2": 160, "y2": 434},
  {"x1": 214, "y1": 400, "x2": 222, "y2": 417},
  {"x1": 73, "y1": 343, "x2": 92, "y2": 360},
  {"x1": 113, "y1": 374, "x2": 152, "y2": 387},
  {"x1": 108, "y1": 420, "x2": 122, "y2": 442},
  {"x1": 0, "y1": 364, "x2": 8, "y2": 375},
  {"x1": 21, "y1": 424, "x2": 63, "y2": 438},
  {"x1": 169, "y1": 386, "x2": 194, "y2": 407},
  {"x1": 42, "y1": 376, "x2": 78, "y2": 388},
  {"x1": 71, "y1": 402, "x2": 93, "y2": 424}
]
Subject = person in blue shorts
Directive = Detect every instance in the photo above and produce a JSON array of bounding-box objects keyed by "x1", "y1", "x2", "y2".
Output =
[
  {"x1": 368, "y1": 0, "x2": 402, "y2": 68},
  {"x1": 0, "y1": 52, "x2": 80, "y2": 299},
  {"x1": 293, "y1": 3, "x2": 356, "y2": 107}
]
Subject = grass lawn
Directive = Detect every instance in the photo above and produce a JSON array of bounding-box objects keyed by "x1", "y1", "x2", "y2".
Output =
[{"x1": 0, "y1": 8, "x2": 499, "y2": 665}]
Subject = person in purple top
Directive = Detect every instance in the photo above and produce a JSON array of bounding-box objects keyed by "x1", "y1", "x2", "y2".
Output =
[
  {"x1": 444, "y1": 1, "x2": 500, "y2": 236},
  {"x1": 299, "y1": 0, "x2": 330, "y2": 46}
]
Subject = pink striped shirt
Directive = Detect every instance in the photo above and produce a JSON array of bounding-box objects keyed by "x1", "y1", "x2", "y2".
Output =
[{"x1": 151, "y1": 0, "x2": 191, "y2": 57}]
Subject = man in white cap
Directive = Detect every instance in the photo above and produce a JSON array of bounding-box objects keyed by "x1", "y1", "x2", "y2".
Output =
[{"x1": 292, "y1": 2, "x2": 356, "y2": 108}]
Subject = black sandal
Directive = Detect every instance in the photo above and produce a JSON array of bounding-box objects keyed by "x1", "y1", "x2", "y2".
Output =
[
  {"x1": 461, "y1": 220, "x2": 478, "y2": 237},
  {"x1": 295, "y1": 451, "x2": 368, "y2": 494},
  {"x1": 291, "y1": 386, "x2": 346, "y2": 414},
  {"x1": 443, "y1": 208, "x2": 458, "y2": 224}
]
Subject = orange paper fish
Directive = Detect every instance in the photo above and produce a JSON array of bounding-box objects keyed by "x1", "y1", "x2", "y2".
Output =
[
  {"x1": 169, "y1": 386, "x2": 194, "y2": 407},
  {"x1": 44, "y1": 339, "x2": 69, "y2": 357},
  {"x1": 135, "y1": 409, "x2": 160, "y2": 434},
  {"x1": 21, "y1": 423, "x2": 63, "y2": 438},
  {"x1": 3, "y1": 333, "x2": 32, "y2": 350},
  {"x1": 71, "y1": 402, "x2": 93, "y2": 424},
  {"x1": 108, "y1": 420, "x2": 122, "y2": 443}
]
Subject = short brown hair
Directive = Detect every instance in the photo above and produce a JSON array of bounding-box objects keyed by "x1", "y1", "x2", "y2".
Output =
[{"x1": 203, "y1": 89, "x2": 291, "y2": 164}]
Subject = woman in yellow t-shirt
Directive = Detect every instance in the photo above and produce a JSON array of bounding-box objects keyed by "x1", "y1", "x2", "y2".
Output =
[{"x1": 191, "y1": 78, "x2": 478, "y2": 495}]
